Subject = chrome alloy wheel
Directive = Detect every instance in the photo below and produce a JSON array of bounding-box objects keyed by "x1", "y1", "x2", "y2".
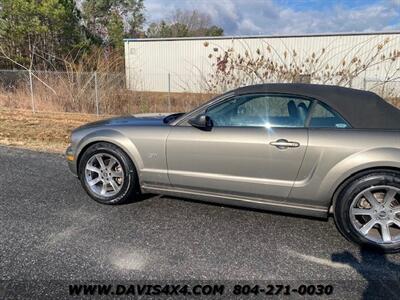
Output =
[
  {"x1": 84, "y1": 153, "x2": 124, "y2": 197},
  {"x1": 350, "y1": 186, "x2": 400, "y2": 244}
]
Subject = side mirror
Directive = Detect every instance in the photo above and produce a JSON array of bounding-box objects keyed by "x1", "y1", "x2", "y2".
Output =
[{"x1": 188, "y1": 114, "x2": 213, "y2": 130}]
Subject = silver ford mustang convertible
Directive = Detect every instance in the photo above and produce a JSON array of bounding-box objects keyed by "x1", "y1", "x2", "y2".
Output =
[{"x1": 66, "y1": 83, "x2": 400, "y2": 252}]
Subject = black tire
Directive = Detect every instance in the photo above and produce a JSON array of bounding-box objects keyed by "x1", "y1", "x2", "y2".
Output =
[
  {"x1": 78, "y1": 142, "x2": 139, "y2": 204},
  {"x1": 334, "y1": 169, "x2": 400, "y2": 253}
]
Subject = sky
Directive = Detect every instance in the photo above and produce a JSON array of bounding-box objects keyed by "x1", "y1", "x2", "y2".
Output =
[{"x1": 145, "y1": 0, "x2": 400, "y2": 35}]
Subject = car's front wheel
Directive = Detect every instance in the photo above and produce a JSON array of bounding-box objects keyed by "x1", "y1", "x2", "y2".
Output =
[
  {"x1": 334, "y1": 170, "x2": 400, "y2": 253},
  {"x1": 78, "y1": 142, "x2": 138, "y2": 204}
]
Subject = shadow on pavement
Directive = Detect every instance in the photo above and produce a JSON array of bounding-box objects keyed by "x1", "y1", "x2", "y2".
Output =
[{"x1": 332, "y1": 248, "x2": 400, "y2": 299}]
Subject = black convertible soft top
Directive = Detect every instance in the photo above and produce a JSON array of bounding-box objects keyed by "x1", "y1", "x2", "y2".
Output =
[{"x1": 234, "y1": 83, "x2": 400, "y2": 129}]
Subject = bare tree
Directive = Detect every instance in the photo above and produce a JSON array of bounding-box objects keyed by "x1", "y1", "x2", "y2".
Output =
[
  {"x1": 146, "y1": 9, "x2": 223, "y2": 38},
  {"x1": 171, "y1": 9, "x2": 211, "y2": 34}
]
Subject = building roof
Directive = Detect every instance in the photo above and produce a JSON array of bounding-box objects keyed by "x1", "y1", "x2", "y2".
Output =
[
  {"x1": 233, "y1": 83, "x2": 400, "y2": 129},
  {"x1": 124, "y1": 31, "x2": 400, "y2": 42}
]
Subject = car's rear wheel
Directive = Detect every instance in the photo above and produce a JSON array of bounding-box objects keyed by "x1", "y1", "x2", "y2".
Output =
[
  {"x1": 78, "y1": 142, "x2": 138, "y2": 204},
  {"x1": 334, "y1": 170, "x2": 400, "y2": 253}
]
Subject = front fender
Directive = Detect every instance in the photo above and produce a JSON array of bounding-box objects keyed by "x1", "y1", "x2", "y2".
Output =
[{"x1": 74, "y1": 129, "x2": 144, "y2": 175}]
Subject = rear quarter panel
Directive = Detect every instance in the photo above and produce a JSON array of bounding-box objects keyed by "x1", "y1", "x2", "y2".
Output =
[{"x1": 289, "y1": 129, "x2": 400, "y2": 208}]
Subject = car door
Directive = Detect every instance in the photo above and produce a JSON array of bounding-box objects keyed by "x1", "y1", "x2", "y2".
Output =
[{"x1": 166, "y1": 93, "x2": 311, "y2": 200}]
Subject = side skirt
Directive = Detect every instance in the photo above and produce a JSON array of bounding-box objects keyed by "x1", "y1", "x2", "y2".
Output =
[{"x1": 142, "y1": 184, "x2": 328, "y2": 219}]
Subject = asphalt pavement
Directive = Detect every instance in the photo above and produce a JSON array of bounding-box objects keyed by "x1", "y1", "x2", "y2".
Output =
[{"x1": 1, "y1": 146, "x2": 400, "y2": 299}]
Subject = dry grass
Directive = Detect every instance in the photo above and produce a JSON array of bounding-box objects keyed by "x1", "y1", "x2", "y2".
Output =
[
  {"x1": 0, "y1": 71, "x2": 215, "y2": 114},
  {"x1": 0, "y1": 88, "x2": 214, "y2": 114},
  {"x1": 1, "y1": 71, "x2": 397, "y2": 115},
  {"x1": 0, "y1": 108, "x2": 108, "y2": 152}
]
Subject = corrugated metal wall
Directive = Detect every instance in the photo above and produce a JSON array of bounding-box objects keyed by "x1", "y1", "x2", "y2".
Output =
[{"x1": 124, "y1": 32, "x2": 400, "y2": 93}]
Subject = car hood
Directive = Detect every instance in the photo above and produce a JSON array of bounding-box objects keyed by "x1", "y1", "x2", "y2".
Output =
[{"x1": 76, "y1": 113, "x2": 170, "y2": 131}]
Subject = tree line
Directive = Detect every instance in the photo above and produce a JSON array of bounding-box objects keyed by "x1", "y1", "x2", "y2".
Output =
[{"x1": 0, "y1": 0, "x2": 224, "y2": 70}]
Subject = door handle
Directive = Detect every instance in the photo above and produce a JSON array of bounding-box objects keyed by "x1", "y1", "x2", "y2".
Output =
[{"x1": 270, "y1": 139, "x2": 300, "y2": 149}]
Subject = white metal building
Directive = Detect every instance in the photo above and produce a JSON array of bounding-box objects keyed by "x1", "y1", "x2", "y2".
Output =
[{"x1": 124, "y1": 32, "x2": 400, "y2": 94}]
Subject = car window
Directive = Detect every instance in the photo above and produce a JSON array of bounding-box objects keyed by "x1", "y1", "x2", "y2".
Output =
[
  {"x1": 309, "y1": 103, "x2": 350, "y2": 128},
  {"x1": 206, "y1": 94, "x2": 312, "y2": 128}
]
